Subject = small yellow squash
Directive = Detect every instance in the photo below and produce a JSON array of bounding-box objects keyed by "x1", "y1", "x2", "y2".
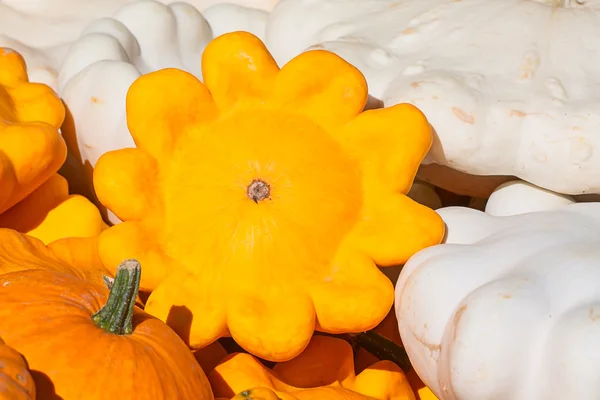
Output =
[
  {"x1": 0, "y1": 48, "x2": 66, "y2": 214},
  {"x1": 210, "y1": 335, "x2": 415, "y2": 400},
  {"x1": 94, "y1": 32, "x2": 444, "y2": 361}
]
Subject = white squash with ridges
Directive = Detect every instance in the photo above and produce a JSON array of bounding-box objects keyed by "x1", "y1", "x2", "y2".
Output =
[
  {"x1": 396, "y1": 203, "x2": 600, "y2": 399},
  {"x1": 266, "y1": 0, "x2": 600, "y2": 195},
  {"x1": 485, "y1": 180, "x2": 575, "y2": 216},
  {"x1": 0, "y1": 0, "x2": 277, "y2": 48},
  {"x1": 0, "y1": 0, "x2": 275, "y2": 91}
]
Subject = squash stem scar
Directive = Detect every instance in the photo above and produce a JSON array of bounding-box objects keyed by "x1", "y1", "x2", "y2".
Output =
[{"x1": 247, "y1": 179, "x2": 271, "y2": 203}]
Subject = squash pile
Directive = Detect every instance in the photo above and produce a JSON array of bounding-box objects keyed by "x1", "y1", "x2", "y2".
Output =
[
  {"x1": 0, "y1": 27, "x2": 444, "y2": 399},
  {"x1": 3, "y1": 1, "x2": 594, "y2": 398}
]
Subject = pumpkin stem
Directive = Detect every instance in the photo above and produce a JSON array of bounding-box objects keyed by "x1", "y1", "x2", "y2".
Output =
[
  {"x1": 92, "y1": 259, "x2": 141, "y2": 335},
  {"x1": 247, "y1": 179, "x2": 270, "y2": 202},
  {"x1": 350, "y1": 331, "x2": 412, "y2": 372},
  {"x1": 102, "y1": 275, "x2": 115, "y2": 290}
]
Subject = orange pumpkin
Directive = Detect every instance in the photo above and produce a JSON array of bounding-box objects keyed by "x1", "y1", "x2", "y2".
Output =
[
  {"x1": 210, "y1": 335, "x2": 415, "y2": 400},
  {"x1": 94, "y1": 31, "x2": 444, "y2": 361},
  {"x1": 0, "y1": 338, "x2": 35, "y2": 400},
  {"x1": 0, "y1": 173, "x2": 107, "y2": 244},
  {"x1": 0, "y1": 260, "x2": 214, "y2": 399},
  {"x1": 0, "y1": 228, "x2": 108, "y2": 287},
  {"x1": 0, "y1": 48, "x2": 66, "y2": 214}
]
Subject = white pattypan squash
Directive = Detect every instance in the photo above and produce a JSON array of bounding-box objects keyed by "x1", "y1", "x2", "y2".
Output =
[
  {"x1": 0, "y1": 0, "x2": 274, "y2": 94},
  {"x1": 395, "y1": 202, "x2": 600, "y2": 400},
  {"x1": 203, "y1": 3, "x2": 269, "y2": 39},
  {"x1": 0, "y1": 0, "x2": 134, "y2": 48},
  {"x1": 266, "y1": 0, "x2": 600, "y2": 196},
  {"x1": 0, "y1": 0, "x2": 275, "y2": 48},
  {"x1": 485, "y1": 180, "x2": 575, "y2": 216},
  {"x1": 58, "y1": 0, "x2": 269, "y2": 223},
  {"x1": 200, "y1": 0, "x2": 278, "y2": 11}
]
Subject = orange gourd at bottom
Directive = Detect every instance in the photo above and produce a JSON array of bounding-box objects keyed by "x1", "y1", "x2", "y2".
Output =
[
  {"x1": 0, "y1": 261, "x2": 214, "y2": 399},
  {"x1": 0, "y1": 228, "x2": 108, "y2": 287},
  {"x1": 210, "y1": 335, "x2": 415, "y2": 400},
  {"x1": 0, "y1": 338, "x2": 35, "y2": 400}
]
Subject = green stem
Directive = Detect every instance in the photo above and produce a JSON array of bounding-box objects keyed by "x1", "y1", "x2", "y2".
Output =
[
  {"x1": 350, "y1": 331, "x2": 413, "y2": 372},
  {"x1": 92, "y1": 259, "x2": 141, "y2": 335}
]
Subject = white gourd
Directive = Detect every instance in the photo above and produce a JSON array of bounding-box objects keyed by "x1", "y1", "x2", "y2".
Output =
[
  {"x1": 0, "y1": 0, "x2": 276, "y2": 93},
  {"x1": 485, "y1": 180, "x2": 575, "y2": 216},
  {"x1": 267, "y1": 0, "x2": 600, "y2": 196},
  {"x1": 396, "y1": 202, "x2": 600, "y2": 400}
]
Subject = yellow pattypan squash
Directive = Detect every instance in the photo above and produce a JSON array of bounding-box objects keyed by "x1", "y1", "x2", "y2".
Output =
[
  {"x1": 0, "y1": 48, "x2": 107, "y2": 244},
  {"x1": 210, "y1": 335, "x2": 415, "y2": 400},
  {"x1": 93, "y1": 32, "x2": 444, "y2": 361},
  {"x1": 0, "y1": 173, "x2": 108, "y2": 244},
  {"x1": 0, "y1": 48, "x2": 66, "y2": 214}
]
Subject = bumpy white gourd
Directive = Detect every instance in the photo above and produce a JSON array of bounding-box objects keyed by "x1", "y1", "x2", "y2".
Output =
[
  {"x1": 0, "y1": 0, "x2": 134, "y2": 48},
  {"x1": 0, "y1": 0, "x2": 275, "y2": 93},
  {"x1": 203, "y1": 3, "x2": 269, "y2": 39},
  {"x1": 201, "y1": 0, "x2": 278, "y2": 12},
  {"x1": 396, "y1": 203, "x2": 600, "y2": 400},
  {"x1": 267, "y1": 0, "x2": 600, "y2": 195},
  {"x1": 485, "y1": 180, "x2": 575, "y2": 216},
  {"x1": 0, "y1": 0, "x2": 277, "y2": 48}
]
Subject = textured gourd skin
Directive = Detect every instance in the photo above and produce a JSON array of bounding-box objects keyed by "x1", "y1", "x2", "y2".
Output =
[
  {"x1": 0, "y1": 268, "x2": 214, "y2": 400},
  {"x1": 210, "y1": 335, "x2": 415, "y2": 400},
  {"x1": 94, "y1": 31, "x2": 444, "y2": 361},
  {"x1": 0, "y1": 48, "x2": 67, "y2": 215},
  {"x1": 0, "y1": 338, "x2": 35, "y2": 400}
]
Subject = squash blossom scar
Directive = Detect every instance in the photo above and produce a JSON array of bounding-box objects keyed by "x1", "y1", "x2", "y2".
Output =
[{"x1": 246, "y1": 179, "x2": 271, "y2": 202}]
